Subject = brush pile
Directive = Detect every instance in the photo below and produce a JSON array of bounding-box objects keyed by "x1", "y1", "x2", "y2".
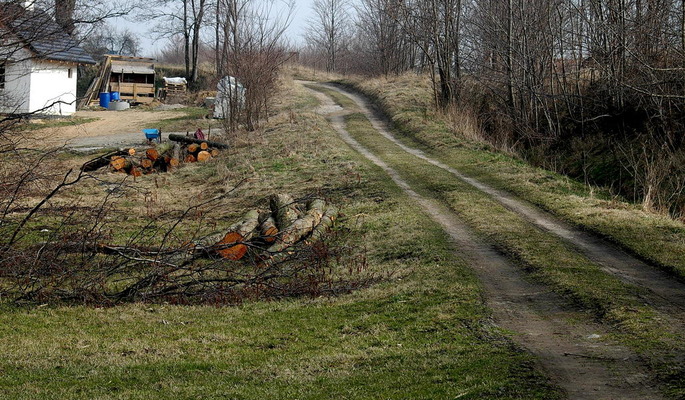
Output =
[{"x1": 2, "y1": 192, "x2": 367, "y2": 305}]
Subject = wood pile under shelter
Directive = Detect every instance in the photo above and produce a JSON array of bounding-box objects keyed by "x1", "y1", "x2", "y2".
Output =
[
  {"x1": 160, "y1": 77, "x2": 187, "y2": 100},
  {"x1": 80, "y1": 55, "x2": 156, "y2": 108}
]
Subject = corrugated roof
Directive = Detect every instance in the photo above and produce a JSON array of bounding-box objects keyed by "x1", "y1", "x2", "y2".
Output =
[
  {"x1": 0, "y1": 2, "x2": 96, "y2": 64},
  {"x1": 110, "y1": 60, "x2": 154, "y2": 75}
]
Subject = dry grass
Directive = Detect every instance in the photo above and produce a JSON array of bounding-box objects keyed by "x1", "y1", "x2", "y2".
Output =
[{"x1": 0, "y1": 72, "x2": 562, "y2": 399}]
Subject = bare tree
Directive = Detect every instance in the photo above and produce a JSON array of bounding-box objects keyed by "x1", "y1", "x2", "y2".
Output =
[
  {"x1": 305, "y1": 0, "x2": 351, "y2": 72},
  {"x1": 214, "y1": 0, "x2": 293, "y2": 132},
  {"x1": 140, "y1": 0, "x2": 208, "y2": 82},
  {"x1": 81, "y1": 25, "x2": 141, "y2": 59},
  {"x1": 355, "y1": 0, "x2": 416, "y2": 75}
]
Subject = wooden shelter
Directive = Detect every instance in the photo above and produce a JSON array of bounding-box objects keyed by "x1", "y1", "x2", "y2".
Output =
[{"x1": 80, "y1": 55, "x2": 156, "y2": 108}]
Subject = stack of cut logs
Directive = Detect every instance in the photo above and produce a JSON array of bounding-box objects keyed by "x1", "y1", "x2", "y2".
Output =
[
  {"x1": 109, "y1": 145, "x2": 179, "y2": 176},
  {"x1": 202, "y1": 194, "x2": 338, "y2": 262},
  {"x1": 81, "y1": 134, "x2": 230, "y2": 176}
]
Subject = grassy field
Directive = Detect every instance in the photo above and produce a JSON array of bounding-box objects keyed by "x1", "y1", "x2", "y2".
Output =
[
  {"x1": 153, "y1": 106, "x2": 222, "y2": 132},
  {"x1": 0, "y1": 78, "x2": 561, "y2": 398},
  {"x1": 304, "y1": 73, "x2": 685, "y2": 397}
]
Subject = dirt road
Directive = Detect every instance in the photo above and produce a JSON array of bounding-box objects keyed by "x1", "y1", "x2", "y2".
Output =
[
  {"x1": 305, "y1": 82, "x2": 663, "y2": 399},
  {"x1": 317, "y1": 83, "x2": 685, "y2": 325},
  {"x1": 30, "y1": 109, "x2": 181, "y2": 149}
]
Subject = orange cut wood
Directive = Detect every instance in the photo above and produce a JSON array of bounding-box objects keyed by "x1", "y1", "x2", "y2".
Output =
[
  {"x1": 146, "y1": 148, "x2": 159, "y2": 161},
  {"x1": 169, "y1": 157, "x2": 180, "y2": 167},
  {"x1": 184, "y1": 154, "x2": 196, "y2": 163},
  {"x1": 130, "y1": 166, "x2": 143, "y2": 177},
  {"x1": 128, "y1": 148, "x2": 136, "y2": 156},
  {"x1": 263, "y1": 226, "x2": 278, "y2": 243},
  {"x1": 140, "y1": 158, "x2": 153, "y2": 168},
  {"x1": 215, "y1": 232, "x2": 247, "y2": 260},
  {"x1": 197, "y1": 151, "x2": 211, "y2": 162},
  {"x1": 260, "y1": 216, "x2": 278, "y2": 243},
  {"x1": 187, "y1": 143, "x2": 199, "y2": 153},
  {"x1": 110, "y1": 157, "x2": 127, "y2": 170},
  {"x1": 210, "y1": 149, "x2": 220, "y2": 157},
  {"x1": 200, "y1": 141, "x2": 209, "y2": 150}
]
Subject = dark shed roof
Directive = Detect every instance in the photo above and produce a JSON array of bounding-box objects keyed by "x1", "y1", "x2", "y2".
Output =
[{"x1": 0, "y1": 2, "x2": 96, "y2": 64}]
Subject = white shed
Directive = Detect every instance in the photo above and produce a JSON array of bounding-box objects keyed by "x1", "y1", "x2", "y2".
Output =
[{"x1": 0, "y1": 1, "x2": 96, "y2": 116}]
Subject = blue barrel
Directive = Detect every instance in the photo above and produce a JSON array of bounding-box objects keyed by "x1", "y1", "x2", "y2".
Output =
[
  {"x1": 110, "y1": 91, "x2": 120, "y2": 101},
  {"x1": 99, "y1": 92, "x2": 111, "y2": 108}
]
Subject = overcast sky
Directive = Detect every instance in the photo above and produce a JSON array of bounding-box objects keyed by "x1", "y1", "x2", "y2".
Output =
[{"x1": 114, "y1": 0, "x2": 316, "y2": 57}]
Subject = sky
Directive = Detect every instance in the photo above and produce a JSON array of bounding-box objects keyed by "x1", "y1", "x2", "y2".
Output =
[{"x1": 114, "y1": 0, "x2": 315, "y2": 58}]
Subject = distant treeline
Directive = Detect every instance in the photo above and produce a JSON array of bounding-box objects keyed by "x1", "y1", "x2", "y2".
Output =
[{"x1": 302, "y1": 0, "x2": 685, "y2": 217}]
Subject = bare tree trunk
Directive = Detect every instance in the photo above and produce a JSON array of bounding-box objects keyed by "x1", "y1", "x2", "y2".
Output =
[
  {"x1": 184, "y1": 0, "x2": 191, "y2": 79},
  {"x1": 190, "y1": 0, "x2": 205, "y2": 82},
  {"x1": 55, "y1": 0, "x2": 76, "y2": 34}
]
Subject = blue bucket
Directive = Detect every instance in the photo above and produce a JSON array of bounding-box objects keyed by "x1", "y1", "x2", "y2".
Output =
[
  {"x1": 110, "y1": 91, "x2": 120, "y2": 101},
  {"x1": 99, "y1": 92, "x2": 111, "y2": 108}
]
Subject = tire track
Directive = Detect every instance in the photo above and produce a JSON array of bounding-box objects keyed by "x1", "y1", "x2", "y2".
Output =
[
  {"x1": 314, "y1": 82, "x2": 685, "y2": 318},
  {"x1": 305, "y1": 83, "x2": 661, "y2": 400}
]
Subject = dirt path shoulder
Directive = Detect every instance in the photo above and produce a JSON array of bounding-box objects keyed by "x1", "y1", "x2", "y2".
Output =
[{"x1": 305, "y1": 83, "x2": 662, "y2": 400}]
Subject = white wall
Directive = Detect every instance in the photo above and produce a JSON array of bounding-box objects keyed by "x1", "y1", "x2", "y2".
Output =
[
  {"x1": 28, "y1": 60, "x2": 78, "y2": 116},
  {"x1": 0, "y1": 52, "x2": 78, "y2": 116},
  {"x1": 0, "y1": 49, "x2": 32, "y2": 114}
]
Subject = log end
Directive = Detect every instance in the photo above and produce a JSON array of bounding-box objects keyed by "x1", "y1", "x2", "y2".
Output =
[{"x1": 215, "y1": 232, "x2": 247, "y2": 260}]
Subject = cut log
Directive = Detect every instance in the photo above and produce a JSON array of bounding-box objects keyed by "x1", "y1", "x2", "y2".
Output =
[
  {"x1": 140, "y1": 158, "x2": 153, "y2": 169},
  {"x1": 169, "y1": 157, "x2": 180, "y2": 168},
  {"x1": 130, "y1": 166, "x2": 143, "y2": 177},
  {"x1": 128, "y1": 148, "x2": 136, "y2": 156},
  {"x1": 110, "y1": 157, "x2": 131, "y2": 171},
  {"x1": 155, "y1": 142, "x2": 174, "y2": 156},
  {"x1": 197, "y1": 150, "x2": 211, "y2": 162},
  {"x1": 168, "y1": 133, "x2": 230, "y2": 149},
  {"x1": 172, "y1": 143, "x2": 181, "y2": 160},
  {"x1": 81, "y1": 149, "x2": 128, "y2": 172},
  {"x1": 270, "y1": 194, "x2": 299, "y2": 230},
  {"x1": 210, "y1": 149, "x2": 220, "y2": 157},
  {"x1": 146, "y1": 148, "x2": 159, "y2": 161},
  {"x1": 308, "y1": 205, "x2": 338, "y2": 241},
  {"x1": 267, "y1": 200, "x2": 326, "y2": 253},
  {"x1": 187, "y1": 143, "x2": 199, "y2": 153},
  {"x1": 200, "y1": 142, "x2": 209, "y2": 150},
  {"x1": 209, "y1": 209, "x2": 260, "y2": 260},
  {"x1": 214, "y1": 232, "x2": 247, "y2": 260},
  {"x1": 229, "y1": 209, "x2": 261, "y2": 238},
  {"x1": 259, "y1": 216, "x2": 278, "y2": 243},
  {"x1": 184, "y1": 154, "x2": 196, "y2": 163}
]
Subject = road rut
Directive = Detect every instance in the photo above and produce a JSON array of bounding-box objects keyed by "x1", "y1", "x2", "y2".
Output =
[
  {"x1": 305, "y1": 82, "x2": 662, "y2": 399},
  {"x1": 315, "y1": 83, "x2": 685, "y2": 320}
]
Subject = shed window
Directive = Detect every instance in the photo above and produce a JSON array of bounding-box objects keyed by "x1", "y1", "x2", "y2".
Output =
[
  {"x1": 0, "y1": 63, "x2": 5, "y2": 90},
  {"x1": 68, "y1": 68, "x2": 73, "y2": 79}
]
